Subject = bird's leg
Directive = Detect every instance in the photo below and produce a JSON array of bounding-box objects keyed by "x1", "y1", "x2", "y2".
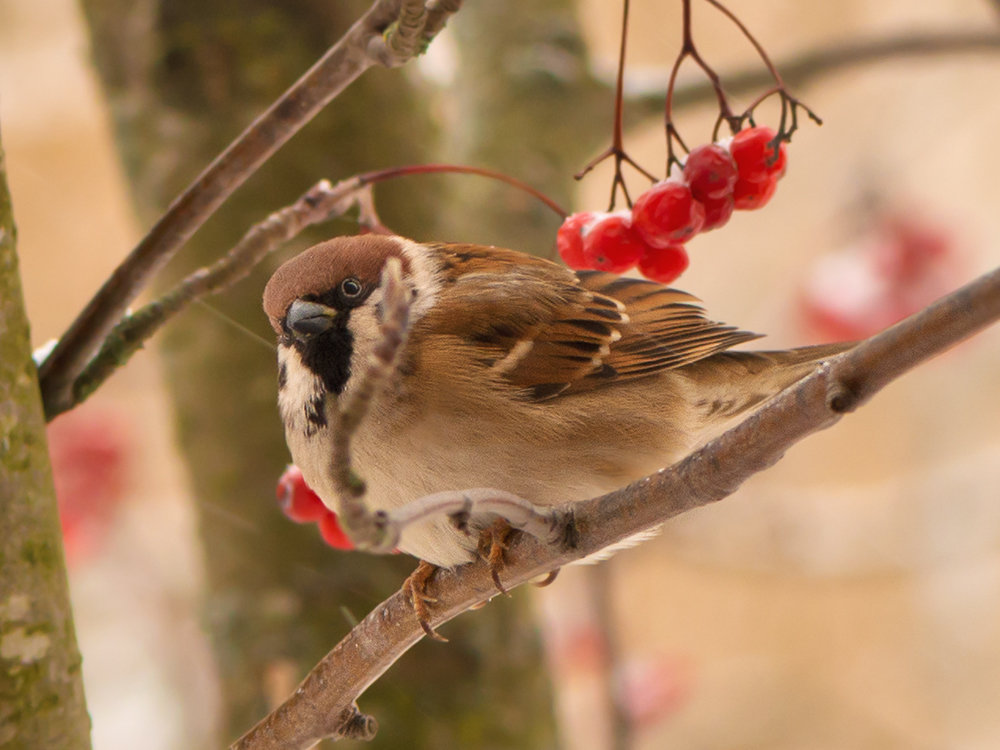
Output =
[
  {"x1": 477, "y1": 518, "x2": 516, "y2": 595},
  {"x1": 402, "y1": 560, "x2": 447, "y2": 642}
]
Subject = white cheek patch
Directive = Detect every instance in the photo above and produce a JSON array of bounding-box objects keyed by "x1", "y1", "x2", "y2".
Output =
[
  {"x1": 277, "y1": 345, "x2": 327, "y2": 434},
  {"x1": 397, "y1": 237, "x2": 441, "y2": 321}
]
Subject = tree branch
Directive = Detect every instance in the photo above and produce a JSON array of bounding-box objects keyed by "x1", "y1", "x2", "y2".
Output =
[
  {"x1": 638, "y1": 30, "x2": 1000, "y2": 113},
  {"x1": 49, "y1": 178, "x2": 365, "y2": 419},
  {"x1": 37, "y1": 0, "x2": 462, "y2": 417},
  {"x1": 231, "y1": 262, "x2": 1000, "y2": 748},
  {"x1": 330, "y1": 256, "x2": 413, "y2": 547}
]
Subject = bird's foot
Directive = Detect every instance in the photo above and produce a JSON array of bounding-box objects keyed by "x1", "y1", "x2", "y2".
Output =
[
  {"x1": 477, "y1": 518, "x2": 516, "y2": 595},
  {"x1": 402, "y1": 560, "x2": 447, "y2": 642}
]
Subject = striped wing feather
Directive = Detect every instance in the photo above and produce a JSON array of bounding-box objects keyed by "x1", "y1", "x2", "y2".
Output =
[{"x1": 423, "y1": 244, "x2": 760, "y2": 400}]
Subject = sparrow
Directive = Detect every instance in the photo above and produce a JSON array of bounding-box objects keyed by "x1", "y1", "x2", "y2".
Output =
[{"x1": 263, "y1": 234, "x2": 848, "y2": 571}]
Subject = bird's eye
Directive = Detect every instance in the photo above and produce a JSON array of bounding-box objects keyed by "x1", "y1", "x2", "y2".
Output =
[{"x1": 340, "y1": 277, "x2": 363, "y2": 299}]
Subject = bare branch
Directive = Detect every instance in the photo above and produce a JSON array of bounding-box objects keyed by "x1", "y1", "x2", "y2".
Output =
[
  {"x1": 232, "y1": 263, "x2": 1000, "y2": 749},
  {"x1": 52, "y1": 177, "x2": 365, "y2": 419},
  {"x1": 38, "y1": 0, "x2": 462, "y2": 417},
  {"x1": 330, "y1": 257, "x2": 412, "y2": 548},
  {"x1": 669, "y1": 30, "x2": 1000, "y2": 111}
]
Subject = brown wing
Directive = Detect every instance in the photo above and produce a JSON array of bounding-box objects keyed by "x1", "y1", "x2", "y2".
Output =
[
  {"x1": 417, "y1": 243, "x2": 760, "y2": 400},
  {"x1": 573, "y1": 272, "x2": 761, "y2": 381}
]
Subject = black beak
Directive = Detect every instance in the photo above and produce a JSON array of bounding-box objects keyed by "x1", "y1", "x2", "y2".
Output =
[{"x1": 286, "y1": 300, "x2": 338, "y2": 339}]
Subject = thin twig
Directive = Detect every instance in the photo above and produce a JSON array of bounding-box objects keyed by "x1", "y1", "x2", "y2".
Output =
[
  {"x1": 47, "y1": 161, "x2": 564, "y2": 419},
  {"x1": 51, "y1": 178, "x2": 363, "y2": 419},
  {"x1": 330, "y1": 257, "x2": 412, "y2": 548},
  {"x1": 574, "y1": 0, "x2": 658, "y2": 207},
  {"x1": 38, "y1": 0, "x2": 462, "y2": 417},
  {"x1": 326, "y1": 264, "x2": 573, "y2": 555},
  {"x1": 667, "y1": 30, "x2": 1000, "y2": 112},
  {"x1": 662, "y1": 0, "x2": 818, "y2": 171},
  {"x1": 232, "y1": 262, "x2": 1000, "y2": 748}
]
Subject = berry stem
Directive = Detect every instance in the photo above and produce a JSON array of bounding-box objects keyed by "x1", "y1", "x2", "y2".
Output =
[
  {"x1": 665, "y1": 0, "x2": 822, "y2": 166},
  {"x1": 359, "y1": 163, "x2": 568, "y2": 218},
  {"x1": 574, "y1": 0, "x2": 657, "y2": 210},
  {"x1": 702, "y1": 0, "x2": 785, "y2": 88},
  {"x1": 665, "y1": 0, "x2": 739, "y2": 173}
]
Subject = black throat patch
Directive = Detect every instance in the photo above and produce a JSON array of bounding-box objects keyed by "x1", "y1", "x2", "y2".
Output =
[{"x1": 295, "y1": 311, "x2": 355, "y2": 397}]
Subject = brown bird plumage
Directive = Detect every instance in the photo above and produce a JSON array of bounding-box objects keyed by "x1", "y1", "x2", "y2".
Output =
[{"x1": 264, "y1": 234, "x2": 848, "y2": 567}]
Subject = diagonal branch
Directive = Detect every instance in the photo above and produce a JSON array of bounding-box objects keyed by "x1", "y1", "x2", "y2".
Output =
[
  {"x1": 47, "y1": 161, "x2": 562, "y2": 420},
  {"x1": 37, "y1": 0, "x2": 462, "y2": 417},
  {"x1": 231, "y1": 263, "x2": 1000, "y2": 749},
  {"x1": 49, "y1": 177, "x2": 364, "y2": 419},
  {"x1": 330, "y1": 256, "x2": 412, "y2": 548}
]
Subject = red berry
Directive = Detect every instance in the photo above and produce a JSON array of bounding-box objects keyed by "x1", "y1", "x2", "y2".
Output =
[
  {"x1": 582, "y1": 212, "x2": 646, "y2": 272},
  {"x1": 631, "y1": 181, "x2": 706, "y2": 248},
  {"x1": 700, "y1": 194, "x2": 735, "y2": 231},
  {"x1": 556, "y1": 211, "x2": 595, "y2": 269},
  {"x1": 683, "y1": 144, "x2": 738, "y2": 201},
  {"x1": 637, "y1": 244, "x2": 690, "y2": 284},
  {"x1": 733, "y1": 173, "x2": 778, "y2": 210},
  {"x1": 276, "y1": 465, "x2": 329, "y2": 523},
  {"x1": 731, "y1": 126, "x2": 787, "y2": 182},
  {"x1": 318, "y1": 511, "x2": 355, "y2": 550}
]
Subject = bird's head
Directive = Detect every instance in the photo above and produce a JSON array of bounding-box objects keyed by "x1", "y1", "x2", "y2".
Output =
[{"x1": 263, "y1": 234, "x2": 435, "y2": 398}]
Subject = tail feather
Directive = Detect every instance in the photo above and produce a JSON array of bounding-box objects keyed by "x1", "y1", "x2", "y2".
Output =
[{"x1": 681, "y1": 341, "x2": 855, "y2": 428}]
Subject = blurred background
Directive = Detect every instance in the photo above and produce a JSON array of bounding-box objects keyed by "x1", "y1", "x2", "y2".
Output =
[{"x1": 3, "y1": 0, "x2": 1000, "y2": 747}]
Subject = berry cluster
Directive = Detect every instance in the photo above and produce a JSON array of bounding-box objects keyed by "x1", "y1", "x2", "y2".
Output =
[
  {"x1": 557, "y1": 126, "x2": 787, "y2": 283},
  {"x1": 276, "y1": 464, "x2": 355, "y2": 550}
]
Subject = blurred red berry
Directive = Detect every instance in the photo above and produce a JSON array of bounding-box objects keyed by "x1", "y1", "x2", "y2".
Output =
[
  {"x1": 699, "y1": 194, "x2": 735, "y2": 232},
  {"x1": 276, "y1": 465, "x2": 328, "y2": 523},
  {"x1": 631, "y1": 181, "x2": 705, "y2": 248},
  {"x1": 733, "y1": 173, "x2": 778, "y2": 210},
  {"x1": 731, "y1": 126, "x2": 787, "y2": 182},
  {"x1": 799, "y1": 212, "x2": 961, "y2": 342},
  {"x1": 683, "y1": 144, "x2": 738, "y2": 201},
  {"x1": 637, "y1": 244, "x2": 689, "y2": 284},
  {"x1": 318, "y1": 511, "x2": 356, "y2": 550},
  {"x1": 47, "y1": 406, "x2": 130, "y2": 565},
  {"x1": 556, "y1": 211, "x2": 595, "y2": 269},
  {"x1": 617, "y1": 655, "x2": 692, "y2": 728},
  {"x1": 878, "y1": 216, "x2": 951, "y2": 281},
  {"x1": 582, "y1": 212, "x2": 647, "y2": 273}
]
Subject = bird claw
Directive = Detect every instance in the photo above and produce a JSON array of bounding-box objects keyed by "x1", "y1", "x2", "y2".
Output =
[
  {"x1": 533, "y1": 568, "x2": 560, "y2": 588},
  {"x1": 402, "y1": 560, "x2": 447, "y2": 642},
  {"x1": 478, "y1": 519, "x2": 514, "y2": 596}
]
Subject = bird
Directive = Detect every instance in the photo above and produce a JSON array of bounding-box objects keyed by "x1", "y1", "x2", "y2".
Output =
[{"x1": 263, "y1": 233, "x2": 848, "y2": 607}]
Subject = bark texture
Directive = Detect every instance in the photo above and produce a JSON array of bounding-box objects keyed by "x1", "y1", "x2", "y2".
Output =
[{"x1": 0, "y1": 133, "x2": 92, "y2": 748}]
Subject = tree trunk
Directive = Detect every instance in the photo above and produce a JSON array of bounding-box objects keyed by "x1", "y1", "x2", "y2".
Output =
[
  {"x1": 77, "y1": 1, "x2": 555, "y2": 746},
  {"x1": 0, "y1": 131, "x2": 93, "y2": 748}
]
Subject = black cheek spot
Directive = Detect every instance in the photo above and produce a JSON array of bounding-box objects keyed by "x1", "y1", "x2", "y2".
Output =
[
  {"x1": 277, "y1": 361, "x2": 288, "y2": 390},
  {"x1": 305, "y1": 394, "x2": 328, "y2": 436}
]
